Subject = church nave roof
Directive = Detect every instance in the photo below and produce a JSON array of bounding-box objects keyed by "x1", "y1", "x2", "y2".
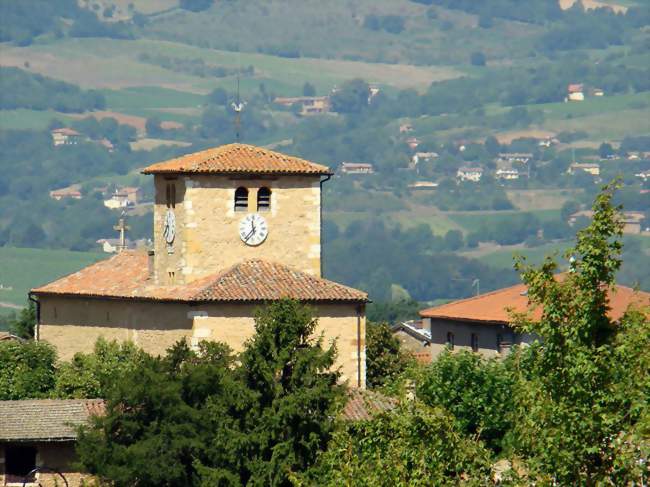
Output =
[{"x1": 31, "y1": 251, "x2": 367, "y2": 303}]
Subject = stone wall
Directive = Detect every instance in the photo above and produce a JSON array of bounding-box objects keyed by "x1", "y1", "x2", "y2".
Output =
[
  {"x1": 153, "y1": 174, "x2": 322, "y2": 285},
  {"x1": 39, "y1": 296, "x2": 194, "y2": 361},
  {"x1": 0, "y1": 442, "x2": 94, "y2": 487},
  {"x1": 39, "y1": 297, "x2": 366, "y2": 388}
]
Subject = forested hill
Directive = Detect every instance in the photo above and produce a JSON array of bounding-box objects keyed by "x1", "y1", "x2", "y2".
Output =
[{"x1": 0, "y1": 0, "x2": 649, "y2": 313}]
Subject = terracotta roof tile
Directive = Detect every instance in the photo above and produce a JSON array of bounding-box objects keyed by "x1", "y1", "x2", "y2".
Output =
[
  {"x1": 0, "y1": 399, "x2": 105, "y2": 442},
  {"x1": 142, "y1": 143, "x2": 332, "y2": 176},
  {"x1": 420, "y1": 282, "x2": 649, "y2": 324},
  {"x1": 32, "y1": 251, "x2": 367, "y2": 303},
  {"x1": 341, "y1": 389, "x2": 397, "y2": 421}
]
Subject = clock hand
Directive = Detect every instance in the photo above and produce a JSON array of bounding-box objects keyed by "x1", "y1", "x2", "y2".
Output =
[{"x1": 244, "y1": 225, "x2": 255, "y2": 241}]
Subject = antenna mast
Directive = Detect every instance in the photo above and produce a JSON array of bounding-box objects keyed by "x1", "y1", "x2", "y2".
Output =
[{"x1": 231, "y1": 38, "x2": 245, "y2": 142}]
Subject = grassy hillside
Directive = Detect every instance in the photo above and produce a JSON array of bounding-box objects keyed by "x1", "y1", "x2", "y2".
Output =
[{"x1": 0, "y1": 247, "x2": 106, "y2": 309}]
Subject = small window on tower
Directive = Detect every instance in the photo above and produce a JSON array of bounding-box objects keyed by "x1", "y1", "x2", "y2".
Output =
[
  {"x1": 257, "y1": 187, "x2": 271, "y2": 212},
  {"x1": 235, "y1": 187, "x2": 248, "y2": 212},
  {"x1": 166, "y1": 183, "x2": 176, "y2": 208}
]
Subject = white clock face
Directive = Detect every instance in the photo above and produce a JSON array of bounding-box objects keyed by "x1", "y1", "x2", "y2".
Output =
[
  {"x1": 239, "y1": 213, "x2": 268, "y2": 246},
  {"x1": 163, "y1": 209, "x2": 176, "y2": 244}
]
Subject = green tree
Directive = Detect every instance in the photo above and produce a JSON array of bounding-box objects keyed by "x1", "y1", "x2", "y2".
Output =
[
  {"x1": 0, "y1": 340, "x2": 57, "y2": 399},
  {"x1": 509, "y1": 181, "x2": 649, "y2": 484},
  {"x1": 310, "y1": 400, "x2": 492, "y2": 485},
  {"x1": 302, "y1": 82, "x2": 316, "y2": 97},
  {"x1": 330, "y1": 79, "x2": 370, "y2": 113},
  {"x1": 8, "y1": 301, "x2": 36, "y2": 338},
  {"x1": 417, "y1": 350, "x2": 515, "y2": 452},
  {"x1": 145, "y1": 116, "x2": 163, "y2": 137},
  {"x1": 366, "y1": 322, "x2": 411, "y2": 389},
  {"x1": 77, "y1": 300, "x2": 344, "y2": 486},
  {"x1": 54, "y1": 338, "x2": 147, "y2": 399},
  {"x1": 209, "y1": 299, "x2": 343, "y2": 485}
]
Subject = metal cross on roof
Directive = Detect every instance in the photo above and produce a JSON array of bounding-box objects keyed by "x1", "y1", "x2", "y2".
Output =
[{"x1": 113, "y1": 213, "x2": 130, "y2": 253}]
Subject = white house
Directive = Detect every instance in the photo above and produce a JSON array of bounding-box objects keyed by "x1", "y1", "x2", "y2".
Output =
[
  {"x1": 338, "y1": 162, "x2": 375, "y2": 175},
  {"x1": 496, "y1": 168, "x2": 520, "y2": 180},
  {"x1": 457, "y1": 167, "x2": 483, "y2": 182},
  {"x1": 51, "y1": 128, "x2": 82, "y2": 146}
]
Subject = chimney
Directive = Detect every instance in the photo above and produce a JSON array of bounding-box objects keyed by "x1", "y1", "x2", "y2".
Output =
[{"x1": 147, "y1": 250, "x2": 155, "y2": 279}]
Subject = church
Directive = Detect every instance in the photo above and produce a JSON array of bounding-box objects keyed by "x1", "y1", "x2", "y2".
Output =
[{"x1": 31, "y1": 144, "x2": 368, "y2": 388}]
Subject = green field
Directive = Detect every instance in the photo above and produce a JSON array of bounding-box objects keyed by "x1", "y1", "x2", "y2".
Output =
[
  {"x1": 0, "y1": 109, "x2": 74, "y2": 130},
  {"x1": 448, "y1": 209, "x2": 562, "y2": 232},
  {"x1": 475, "y1": 241, "x2": 571, "y2": 270},
  {"x1": 1, "y1": 38, "x2": 462, "y2": 98},
  {"x1": 0, "y1": 247, "x2": 106, "y2": 309},
  {"x1": 325, "y1": 209, "x2": 463, "y2": 236}
]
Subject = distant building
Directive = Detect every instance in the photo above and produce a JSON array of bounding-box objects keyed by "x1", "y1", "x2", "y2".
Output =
[
  {"x1": 406, "y1": 136, "x2": 420, "y2": 150},
  {"x1": 391, "y1": 321, "x2": 432, "y2": 364},
  {"x1": 103, "y1": 187, "x2": 143, "y2": 209},
  {"x1": 97, "y1": 138, "x2": 114, "y2": 152},
  {"x1": 51, "y1": 128, "x2": 82, "y2": 146},
  {"x1": 419, "y1": 282, "x2": 649, "y2": 360},
  {"x1": 635, "y1": 170, "x2": 650, "y2": 182},
  {"x1": 591, "y1": 88, "x2": 605, "y2": 97},
  {"x1": 497, "y1": 152, "x2": 532, "y2": 165},
  {"x1": 273, "y1": 96, "x2": 331, "y2": 116},
  {"x1": 368, "y1": 85, "x2": 381, "y2": 103},
  {"x1": 457, "y1": 167, "x2": 483, "y2": 182},
  {"x1": 567, "y1": 83, "x2": 585, "y2": 102},
  {"x1": 96, "y1": 238, "x2": 136, "y2": 253},
  {"x1": 411, "y1": 152, "x2": 439, "y2": 165},
  {"x1": 408, "y1": 181, "x2": 438, "y2": 190},
  {"x1": 568, "y1": 162, "x2": 600, "y2": 176},
  {"x1": 338, "y1": 162, "x2": 374, "y2": 175},
  {"x1": 495, "y1": 168, "x2": 520, "y2": 180},
  {"x1": 399, "y1": 123, "x2": 413, "y2": 134},
  {"x1": 49, "y1": 186, "x2": 82, "y2": 201},
  {"x1": 0, "y1": 332, "x2": 22, "y2": 342},
  {"x1": 0, "y1": 399, "x2": 104, "y2": 486}
]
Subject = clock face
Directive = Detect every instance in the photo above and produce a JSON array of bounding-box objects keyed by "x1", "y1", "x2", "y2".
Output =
[
  {"x1": 163, "y1": 209, "x2": 176, "y2": 244},
  {"x1": 239, "y1": 213, "x2": 268, "y2": 246}
]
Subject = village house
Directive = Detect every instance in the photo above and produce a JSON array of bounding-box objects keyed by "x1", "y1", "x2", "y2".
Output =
[
  {"x1": 391, "y1": 320, "x2": 432, "y2": 364},
  {"x1": 399, "y1": 123, "x2": 413, "y2": 134},
  {"x1": 408, "y1": 181, "x2": 439, "y2": 191},
  {"x1": 635, "y1": 170, "x2": 650, "y2": 182},
  {"x1": 496, "y1": 153, "x2": 532, "y2": 165},
  {"x1": 49, "y1": 186, "x2": 82, "y2": 201},
  {"x1": 273, "y1": 96, "x2": 331, "y2": 116},
  {"x1": 418, "y1": 283, "x2": 649, "y2": 360},
  {"x1": 338, "y1": 162, "x2": 374, "y2": 175},
  {"x1": 567, "y1": 83, "x2": 585, "y2": 102},
  {"x1": 495, "y1": 168, "x2": 520, "y2": 180},
  {"x1": 0, "y1": 399, "x2": 103, "y2": 487},
  {"x1": 568, "y1": 162, "x2": 600, "y2": 176},
  {"x1": 406, "y1": 136, "x2": 420, "y2": 150},
  {"x1": 31, "y1": 144, "x2": 368, "y2": 388},
  {"x1": 411, "y1": 151, "x2": 439, "y2": 166},
  {"x1": 96, "y1": 237, "x2": 136, "y2": 253},
  {"x1": 103, "y1": 186, "x2": 143, "y2": 209},
  {"x1": 50, "y1": 128, "x2": 82, "y2": 146},
  {"x1": 456, "y1": 167, "x2": 483, "y2": 182}
]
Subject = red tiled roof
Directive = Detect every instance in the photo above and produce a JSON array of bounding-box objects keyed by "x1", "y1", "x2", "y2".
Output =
[
  {"x1": 32, "y1": 251, "x2": 367, "y2": 303},
  {"x1": 142, "y1": 143, "x2": 332, "y2": 176},
  {"x1": 341, "y1": 389, "x2": 397, "y2": 421},
  {"x1": 420, "y1": 282, "x2": 649, "y2": 324}
]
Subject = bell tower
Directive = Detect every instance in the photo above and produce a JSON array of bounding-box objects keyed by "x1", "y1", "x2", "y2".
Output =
[{"x1": 142, "y1": 144, "x2": 332, "y2": 285}]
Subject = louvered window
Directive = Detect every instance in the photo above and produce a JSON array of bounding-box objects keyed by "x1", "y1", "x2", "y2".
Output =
[
  {"x1": 235, "y1": 187, "x2": 248, "y2": 212},
  {"x1": 257, "y1": 187, "x2": 271, "y2": 211}
]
